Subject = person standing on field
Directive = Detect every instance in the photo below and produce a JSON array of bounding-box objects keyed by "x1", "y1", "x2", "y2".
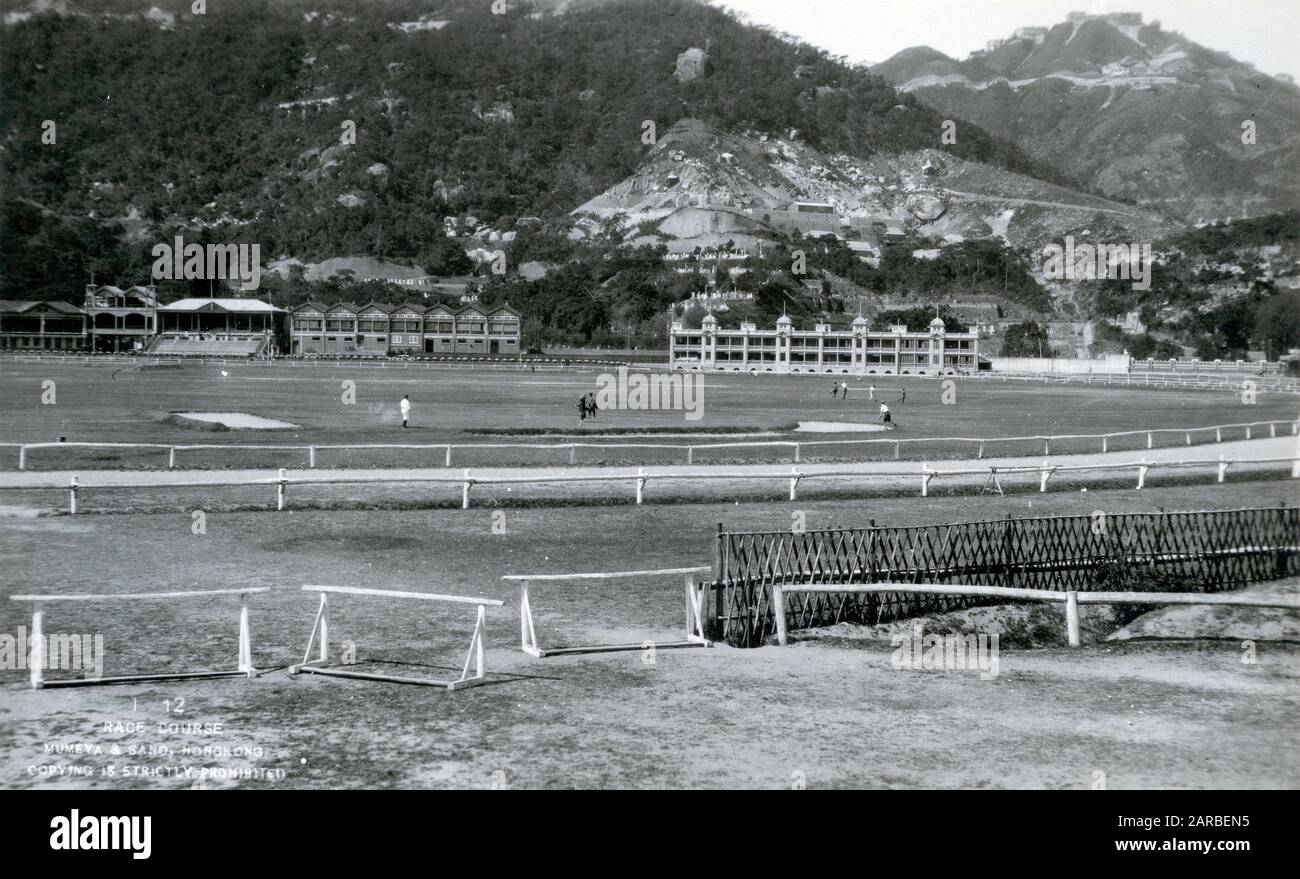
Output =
[
  {"x1": 880, "y1": 402, "x2": 893, "y2": 428},
  {"x1": 831, "y1": 382, "x2": 838, "y2": 399},
  {"x1": 868, "y1": 384, "x2": 876, "y2": 401},
  {"x1": 840, "y1": 380, "x2": 849, "y2": 400},
  {"x1": 400, "y1": 395, "x2": 411, "y2": 428}
]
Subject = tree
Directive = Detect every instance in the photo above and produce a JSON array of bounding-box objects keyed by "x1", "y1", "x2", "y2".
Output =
[{"x1": 1000, "y1": 321, "x2": 1055, "y2": 358}]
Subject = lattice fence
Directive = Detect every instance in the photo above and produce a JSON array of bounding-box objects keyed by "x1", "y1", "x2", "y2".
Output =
[{"x1": 705, "y1": 506, "x2": 1300, "y2": 647}]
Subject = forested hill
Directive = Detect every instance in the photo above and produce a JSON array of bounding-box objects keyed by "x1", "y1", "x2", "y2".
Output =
[{"x1": 0, "y1": 0, "x2": 1063, "y2": 299}]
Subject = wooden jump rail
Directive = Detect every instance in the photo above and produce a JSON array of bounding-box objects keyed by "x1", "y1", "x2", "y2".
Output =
[
  {"x1": 10, "y1": 419, "x2": 1298, "y2": 470},
  {"x1": 503, "y1": 566, "x2": 713, "y2": 658},
  {"x1": 8, "y1": 587, "x2": 268, "y2": 689},
  {"x1": 289, "y1": 585, "x2": 505, "y2": 690},
  {"x1": 770, "y1": 581, "x2": 1300, "y2": 648}
]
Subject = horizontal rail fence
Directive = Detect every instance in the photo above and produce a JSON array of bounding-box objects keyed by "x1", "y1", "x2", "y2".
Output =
[
  {"x1": 957, "y1": 372, "x2": 1300, "y2": 393},
  {"x1": 8, "y1": 418, "x2": 1297, "y2": 471},
  {"x1": 3, "y1": 452, "x2": 1298, "y2": 515},
  {"x1": 707, "y1": 506, "x2": 1300, "y2": 647}
]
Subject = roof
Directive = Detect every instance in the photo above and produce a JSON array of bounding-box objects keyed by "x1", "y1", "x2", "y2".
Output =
[
  {"x1": 158, "y1": 298, "x2": 284, "y2": 313},
  {"x1": 287, "y1": 301, "x2": 521, "y2": 318},
  {"x1": 0, "y1": 300, "x2": 86, "y2": 315}
]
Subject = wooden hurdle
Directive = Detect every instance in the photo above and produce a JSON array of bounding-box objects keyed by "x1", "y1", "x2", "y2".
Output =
[
  {"x1": 770, "y1": 582, "x2": 1300, "y2": 648},
  {"x1": 8, "y1": 587, "x2": 267, "y2": 689},
  {"x1": 503, "y1": 566, "x2": 713, "y2": 658},
  {"x1": 289, "y1": 585, "x2": 504, "y2": 690}
]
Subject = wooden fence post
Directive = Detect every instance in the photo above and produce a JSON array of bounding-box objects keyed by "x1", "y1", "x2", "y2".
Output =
[
  {"x1": 1102, "y1": 435, "x2": 1108, "y2": 453},
  {"x1": 921, "y1": 464, "x2": 933, "y2": 497},
  {"x1": 318, "y1": 592, "x2": 329, "y2": 662},
  {"x1": 977, "y1": 440, "x2": 984, "y2": 459},
  {"x1": 168, "y1": 446, "x2": 176, "y2": 468},
  {"x1": 309, "y1": 446, "x2": 316, "y2": 468},
  {"x1": 773, "y1": 583, "x2": 788, "y2": 646},
  {"x1": 29, "y1": 605, "x2": 44, "y2": 689},
  {"x1": 789, "y1": 467, "x2": 799, "y2": 501},
  {"x1": 238, "y1": 595, "x2": 253, "y2": 677},
  {"x1": 462, "y1": 469, "x2": 472, "y2": 509},
  {"x1": 1147, "y1": 431, "x2": 1153, "y2": 449},
  {"x1": 277, "y1": 468, "x2": 286, "y2": 510},
  {"x1": 445, "y1": 445, "x2": 452, "y2": 467},
  {"x1": 68, "y1": 475, "x2": 78, "y2": 515},
  {"x1": 1039, "y1": 460, "x2": 1051, "y2": 493},
  {"x1": 635, "y1": 467, "x2": 645, "y2": 505},
  {"x1": 1218, "y1": 455, "x2": 1229, "y2": 483},
  {"x1": 18, "y1": 445, "x2": 26, "y2": 470},
  {"x1": 1065, "y1": 591, "x2": 1080, "y2": 648},
  {"x1": 1137, "y1": 460, "x2": 1148, "y2": 490},
  {"x1": 793, "y1": 443, "x2": 800, "y2": 464},
  {"x1": 569, "y1": 444, "x2": 576, "y2": 466},
  {"x1": 687, "y1": 446, "x2": 694, "y2": 465}
]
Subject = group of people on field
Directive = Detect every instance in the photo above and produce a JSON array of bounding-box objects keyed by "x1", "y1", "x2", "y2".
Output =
[
  {"x1": 577, "y1": 392, "x2": 598, "y2": 421},
  {"x1": 832, "y1": 381, "x2": 905, "y2": 428}
]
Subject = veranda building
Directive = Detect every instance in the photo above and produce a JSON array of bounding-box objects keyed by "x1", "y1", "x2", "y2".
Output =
[
  {"x1": 288, "y1": 301, "x2": 521, "y2": 356},
  {"x1": 669, "y1": 314, "x2": 979, "y2": 375}
]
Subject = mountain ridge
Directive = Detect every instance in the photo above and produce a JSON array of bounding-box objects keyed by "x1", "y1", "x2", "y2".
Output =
[{"x1": 872, "y1": 11, "x2": 1300, "y2": 221}]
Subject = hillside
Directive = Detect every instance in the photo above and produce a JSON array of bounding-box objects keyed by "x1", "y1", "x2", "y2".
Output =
[
  {"x1": 873, "y1": 12, "x2": 1300, "y2": 222},
  {"x1": 0, "y1": 0, "x2": 1063, "y2": 301},
  {"x1": 575, "y1": 118, "x2": 1177, "y2": 251}
]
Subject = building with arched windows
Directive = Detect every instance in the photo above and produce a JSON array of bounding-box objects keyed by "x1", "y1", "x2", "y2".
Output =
[
  {"x1": 84, "y1": 285, "x2": 158, "y2": 352},
  {"x1": 669, "y1": 313, "x2": 979, "y2": 375}
]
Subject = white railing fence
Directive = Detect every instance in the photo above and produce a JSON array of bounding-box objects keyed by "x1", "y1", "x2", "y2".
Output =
[
  {"x1": 6, "y1": 453, "x2": 1297, "y2": 515},
  {"x1": 8, "y1": 419, "x2": 1298, "y2": 471}
]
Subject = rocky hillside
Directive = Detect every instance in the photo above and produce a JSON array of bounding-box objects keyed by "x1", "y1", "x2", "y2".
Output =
[
  {"x1": 576, "y1": 118, "x2": 1177, "y2": 251},
  {"x1": 873, "y1": 12, "x2": 1300, "y2": 222}
]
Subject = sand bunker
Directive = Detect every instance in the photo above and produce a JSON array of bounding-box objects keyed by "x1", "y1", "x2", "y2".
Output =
[
  {"x1": 173, "y1": 412, "x2": 298, "y2": 429},
  {"x1": 795, "y1": 421, "x2": 891, "y2": 433}
]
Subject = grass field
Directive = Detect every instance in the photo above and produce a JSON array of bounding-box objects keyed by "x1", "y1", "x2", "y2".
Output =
[
  {"x1": 1, "y1": 359, "x2": 1295, "y2": 471},
  {"x1": 2, "y1": 359, "x2": 1298, "y2": 789}
]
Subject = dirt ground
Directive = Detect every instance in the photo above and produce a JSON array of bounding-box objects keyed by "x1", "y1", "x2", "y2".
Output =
[
  {"x1": 1, "y1": 611, "x2": 1295, "y2": 790},
  {"x1": 1, "y1": 493, "x2": 1297, "y2": 790}
]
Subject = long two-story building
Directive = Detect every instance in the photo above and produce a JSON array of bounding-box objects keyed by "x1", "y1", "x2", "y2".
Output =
[
  {"x1": 288, "y1": 301, "x2": 521, "y2": 356},
  {"x1": 669, "y1": 314, "x2": 979, "y2": 375}
]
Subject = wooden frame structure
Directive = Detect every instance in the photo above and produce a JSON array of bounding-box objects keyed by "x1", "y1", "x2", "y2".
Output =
[
  {"x1": 771, "y1": 581, "x2": 1300, "y2": 647},
  {"x1": 9, "y1": 587, "x2": 266, "y2": 689},
  {"x1": 503, "y1": 566, "x2": 713, "y2": 658},
  {"x1": 288, "y1": 585, "x2": 503, "y2": 690}
]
